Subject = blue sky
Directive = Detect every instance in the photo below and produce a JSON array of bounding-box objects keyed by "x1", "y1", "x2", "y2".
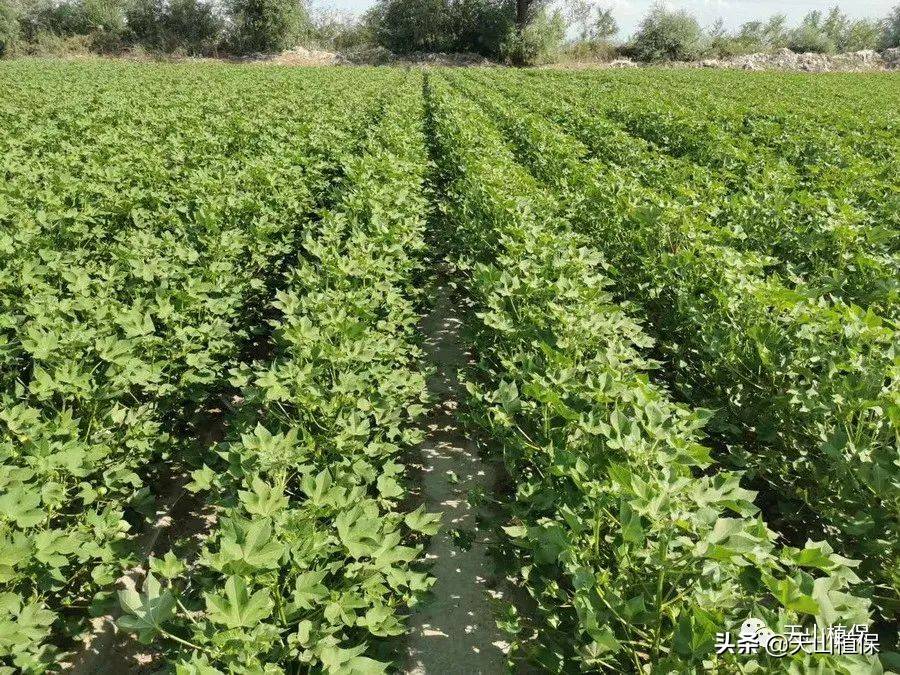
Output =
[{"x1": 312, "y1": 0, "x2": 896, "y2": 39}]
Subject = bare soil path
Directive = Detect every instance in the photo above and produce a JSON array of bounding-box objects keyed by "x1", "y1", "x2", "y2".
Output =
[{"x1": 404, "y1": 273, "x2": 510, "y2": 674}]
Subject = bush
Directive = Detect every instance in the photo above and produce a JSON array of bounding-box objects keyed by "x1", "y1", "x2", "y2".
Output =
[
  {"x1": 226, "y1": 0, "x2": 310, "y2": 54},
  {"x1": 124, "y1": 0, "x2": 165, "y2": 48},
  {"x1": 0, "y1": 0, "x2": 18, "y2": 56},
  {"x1": 127, "y1": 0, "x2": 223, "y2": 54},
  {"x1": 500, "y1": 7, "x2": 565, "y2": 65},
  {"x1": 369, "y1": 0, "x2": 452, "y2": 53},
  {"x1": 735, "y1": 14, "x2": 788, "y2": 52},
  {"x1": 308, "y1": 9, "x2": 374, "y2": 52},
  {"x1": 367, "y1": 0, "x2": 514, "y2": 58},
  {"x1": 558, "y1": 38, "x2": 616, "y2": 62},
  {"x1": 882, "y1": 4, "x2": 900, "y2": 48},
  {"x1": 705, "y1": 18, "x2": 751, "y2": 58},
  {"x1": 787, "y1": 23, "x2": 834, "y2": 53},
  {"x1": 821, "y1": 6, "x2": 880, "y2": 51},
  {"x1": 14, "y1": 30, "x2": 94, "y2": 55},
  {"x1": 837, "y1": 18, "x2": 882, "y2": 51},
  {"x1": 446, "y1": 0, "x2": 511, "y2": 57},
  {"x1": 83, "y1": 0, "x2": 125, "y2": 32},
  {"x1": 629, "y1": 3, "x2": 704, "y2": 61},
  {"x1": 18, "y1": 1, "x2": 92, "y2": 41}
]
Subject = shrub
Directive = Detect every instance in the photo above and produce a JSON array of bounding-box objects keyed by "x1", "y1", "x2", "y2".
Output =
[
  {"x1": 15, "y1": 31, "x2": 94, "y2": 55},
  {"x1": 367, "y1": 0, "x2": 514, "y2": 58},
  {"x1": 18, "y1": 1, "x2": 92, "y2": 41},
  {"x1": 446, "y1": 0, "x2": 512, "y2": 57},
  {"x1": 787, "y1": 23, "x2": 834, "y2": 53},
  {"x1": 368, "y1": 0, "x2": 453, "y2": 53},
  {"x1": 500, "y1": 7, "x2": 565, "y2": 65},
  {"x1": 821, "y1": 5, "x2": 880, "y2": 51},
  {"x1": 735, "y1": 14, "x2": 788, "y2": 52},
  {"x1": 0, "y1": 0, "x2": 18, "y2": 56},
  {"x1": 127, "y1": 0, "x2": 223, "y2": 54},
  {"x1": 705, "y1": 18, "x2": 750, "y2": 58},
  {"x1": 882, "y1": 4, "x2": 900, "y2": 48},
  {"x1": 308, "y1": 9, "x2": 374, "y2": 52},
  {"x1": 837, "y1": 18, "x2": 882, "y2": 51},
  {"x1": 630, "y1": 3, "x2": 704, "y2": 61},
  {"x1": 558, "y1": 38, "x2": 616, "y2": 62},
  {"x1": 124, "y1": 0, "x2": 166, "y2": 48},
  {"x1": 83, "y1": 0, "x2": 125, "y2": 33},
  {"x1": 226, "y1": 0, "x2": 310, "y2": 54}
]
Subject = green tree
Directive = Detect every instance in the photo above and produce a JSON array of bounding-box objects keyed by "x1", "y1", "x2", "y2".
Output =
[
  {"x1": 127, "y1": 0, "x2": 223, "y2": 53},
  {"x1": 839, "y1": 18, "x2": 882, "y2": 51},
  {"x1": 591, "y1": 6, "x2": 616, "y2": 40},
  {"x1": 446, "y1": 0, "x2": 511, "y2": 56},
  {"x1": 630, "y1": 2, "x2": 704, "y2": 61},
  {"x1": 227, "y1": 0, "x2": 310, "y2": 53},
  {"x1": 83, "y1": 0, "x2": 125, "y2": 32},
  {"x1": 369, "y1": 0, "x2": 452, "y2": 52},
  {"x1": 0, "y1": 0, "x2": 19, "y2": 55},
  {"x1": 565, "y1": 1, "x2": 615, "y2": 41},
  {"x1": 788, "y1": 10, "x2": 835, "y2": 53},
  {"x1": 763, "y1": 14, "x2": 788, "y2": 46},
  {"x1": 368, "y1": 0, "x2": 514, "y2": 57},
  {"x1": 500, "y1": 5, "x2": 563, "y2": 63},
  {"x1": 820, "y1": 5, "x2": 881, "y2": 51},
  {"x1": 881, "y1": 4, "x2": 900, "y2": 48}
]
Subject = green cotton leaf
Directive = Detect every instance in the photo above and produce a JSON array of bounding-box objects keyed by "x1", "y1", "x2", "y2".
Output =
[
  {"x1": 673, "y1": 608, "x2": 718, "y2": 658},
  {"x1": 762, "y1": 573, "x2": 821, "y2": 615},
  {"x1": 149, "y1": 551, "x2": 186, "y2": 580},
  {"x1": 783, "y1": 542, "x2": 838, "y2": 572},
  {"x1": 219, "y1": 519, "x2": 284, "y2": 571},
  {"x1": 588, "y1": 625, "x2": 621, "y2": 655},
  {"x1": 0, "y1": 597, "x2": 55, "y2": 646},
  {"x1": 606, "y1": 463, "x2": 634, "y2": 495},
  {"x1": 173, "y1": 654, "x2": 226, "y2": 675},
  {"x1": 117, "y1": 573, "x2": 175, "y2": 643},
  {"x1": 323, "y1": 592, "x2": 367, "y2": 627},
  {"x1": 301, "y1": 469, "x2": 332, "y2": 506},
  {"x1": 238, "y1": 476, "x2": 288, "y2": 517},
  {"x1": 0, "y1": 486, "x2": 44, "y2": 528},
  {"x1": 33, "y1": 529, "x2": 79, "y2": 569},
  {"x1": 502, "y1": 525, "x2": 528, "y2": 538},
  {"x1": 497, "y1": 380, "x2": 520, "y2": 414},
  {"x1": 377, "y1": 473, "x2": 404, "y2": 500},
  {"x1": 343, "y1": 656, "x2": 391, "y2": 674},
  {"x1": 618, "y1": 500, "x2": 644, "y2": 545},
  {"x1": 0, "y1": 532, "x2": 33, "y2": 579},
  {"x1": 291, "y1": 570, "x2": 328, "y2": 610},
  {"x1": 533, "y1": 523, "x2": 569, "y2": 565},
  {"x1": 205, "y1": 576, "x2": 273, "y2": 629},
  {"x1": 404, "y1": 506, "x2": 442, "y2": 536},
  {"x1": 295, "y1": 619, "x2": 314, "y2": 647},
  {"x1": 186, "y1": 465, "x2": 216, "y2": 493},
  {"x1": 622, "y1": 595, "x2": 646, "y2": 621},
  {"x1": 821, "y1": 428, "x2": 848, "y2": 459},
  {"x1": 319, "y1": 643, "x2": 386, "y2": 673},
  {"x1": 358, "y1": 604, "x2": 404, "y2": 637}
]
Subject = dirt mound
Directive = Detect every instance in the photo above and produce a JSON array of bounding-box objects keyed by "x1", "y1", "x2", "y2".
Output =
[
  {"x1": 270, "y1": 46, "x2": 347, "y2": 66},
  {"x1": 232, "y1": 45, "x2": 348, "y2": 66},
  {"x1": 237, "y1": 46, "x2": 493, "y2": 67},
  {"x1": 563, "y1": 47, "x2": 900, "y2": 73},
  {"x1": 727, "y1": 47, "x2": 888, "y2": 72},
  {"x1": 702, "y1": 47, "x2": 899, "y2": 72}
]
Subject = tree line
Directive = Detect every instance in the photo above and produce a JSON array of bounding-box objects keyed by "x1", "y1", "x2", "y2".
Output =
[{"x1": 1, "y1": 0, "x2": 899, "y2": 63}]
